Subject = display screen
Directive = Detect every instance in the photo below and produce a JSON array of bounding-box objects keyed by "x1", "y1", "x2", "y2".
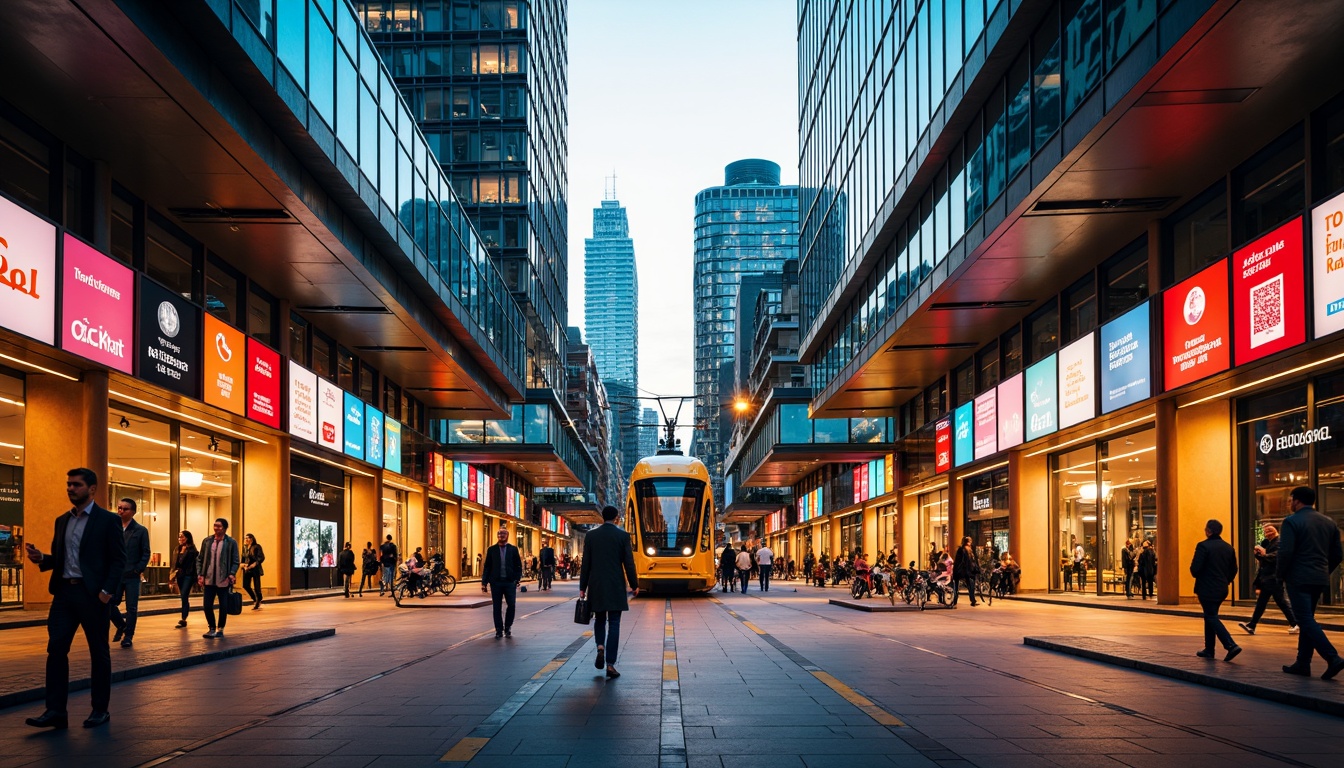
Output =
[
  {"x1": 1233, "y1": 217, "x2": 1305, "y2": 365},
  {"x1": 139, "y1": 278, "x2": 201, "y2": 397},
  {"x1": 293, "y1": 516, "x2": 337, "y2": 568},
  {"x1": 1163, "y1": 259, "x2": 1230, "y2": 390},
  {"x1": 1100, "y1": 301, "x2": 1151, "y2": 414},
  {"x1": 317, "y1": 378, "x2": 343, "y2": 452},
  {"x1": 1025, "y1": 354, "x2": 1058, "y2": 440},
  {"x1": 60, "y1": 235, "x2": 133, "y2": 373},
  {"x1": 342, "y1": 392, "x2": 364, "y2": 460},
  {"x1": 384, "y1": 418, "x2": 402, "y2": 473},
  {"x1": 0, "y1": 195, "x2": 57, "y2": 344},
  {"x1": 973, "y1": 389, "x2": 997, "y2": 460},
  {"x1": 288, "y1": 362, "x2": 318, "y2": 442},
  {"x1": 246, "y1": 339, "x2": 282, "y2": 429},
  {"x1": 203, "y1": 314, "x2": 247, "y2": 416},
  {"x1": 954, "y1": 402, "x2": 973, "y2": 468},
  {"x1": 1058, "y1": 333, "x2": 1096, "y2": 429},
  {"x1": 1313, "y1": 192, "x2": 1344, "y2": 338},
  {"x1": 997, "y1": 373, "x2": 1024, "y2": 450},
  {"x1": 365, "y1": 405, "x2": 384, "y2": 466},
  {"x1": 934, "y1": 417, "x2": 952, "y2": 473}
]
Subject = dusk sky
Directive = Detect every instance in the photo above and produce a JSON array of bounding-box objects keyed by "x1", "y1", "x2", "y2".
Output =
[{"x1": 567, "y1": 0, "x2": 797, "y2": 438}]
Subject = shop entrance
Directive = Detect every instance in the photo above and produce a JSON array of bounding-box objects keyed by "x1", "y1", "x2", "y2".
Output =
[
  {"x1": 917, "y1": 487, "x2": 949, "y2": 569},
  {"x1": 964, "y1": 467, "x2": 1009, "y2": 568}
]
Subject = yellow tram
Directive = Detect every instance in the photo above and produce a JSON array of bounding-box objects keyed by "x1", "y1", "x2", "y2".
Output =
[{"x1": 623, "y1": 453, "x2": 718, "y2": 593}]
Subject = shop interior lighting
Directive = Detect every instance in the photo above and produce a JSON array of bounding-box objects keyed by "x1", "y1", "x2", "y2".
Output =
[
  {"x1": 0, "y1": 395, "x2": 24, "y2": 408},
  {"x1": 180, "y1": 444, "x2": 239, "y2": 464},
  {"x1": 1100, "y1": 445, "x2": 1156, "y2": 463},
  {"x1": 118, "y1": 416, "x2": 130, "y2": 428},
  {"x1": 108, "y1": 427, "x2": 175, "y2": 449},
  {"x1": 383, "y1": 478, "x2": 420, "y2": 493},
  {"x1": 0, "y1": 351, "x2": 79, "y2": 381},
  {"x1": 108, "y1": 389, "x2": 267, "y2": 444},
  {"x1": 0, "y1": 440, "x2": 25, "y2": 450},
  {"x1": 956, "y1": 460, "x2": 1007, "y2": 480},
  {"x1": 292, "y1": 448, "x2": 375, "y2": 478},
  {"x1": 1182, "y1": 349, "x2": 1344, "y2": 409},
  {"x1": 108, "y1": 462, "x2": 169, "y2": 477},
  {"x1": 1025, "y1": 414, "x2": 1155, "y2": 458},
  {"x1": 1078, "y1": 482, "x2": 1113, "y2": 501},
  {"x1": 178, "y1": 470, "x2": 204, "y2": 489}
]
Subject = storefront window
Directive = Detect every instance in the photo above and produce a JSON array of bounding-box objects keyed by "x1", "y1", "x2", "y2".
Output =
[
  {"x1": 877, "y1": 503, "x2": 898, "y2": 562},
  {"x1": 383, "y1": 486, "x2": 407, "y2": 563},
  {"x1": 0, "y1": 372, "x2": 25, "y2": 606},
  {"x1": 1053, "y1": 443, "x2": 1097, "y2": 591},
  {"x1": 428, "y1": 500, "x2": 444, "y2": 562},
  {"x1": 964, "y1": 467, "x2": 1009, "y2": 565},
  {"x1": 292, "y1": 460, "x2": 346, "y2": 590},
  {"x1": 917, "y1": 488, "x2": 949, "y2": 568},
  {"x1": 838, "y1": 513, "x2": 861, "y2": 558}
]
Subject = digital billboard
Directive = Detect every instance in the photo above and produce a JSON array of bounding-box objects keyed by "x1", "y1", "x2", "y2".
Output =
[
  {"x1": 1233, "y1": 217, "x2": 1305, "y2": 365},
  {"x1": 343, "y1": 392, "x2": 364, "y2": 460},
  {"x1": 1100, "y1": 301, "x2": 1151, "y2": 413},
  {"x1": 1025, "y1": 354, "x2": 1058, "y2": 441},
  {"x1": 1058, "y1": 333, "x2": 1096, "y2": 429},
  {"x1": 60, "y1": 235, "x2": 133, "y2": 373},
  {"x1": 934, "y1": 417, "x2": 952, "y2": 474},
  {"x1": 203, "y1": 314, "x2": 247, "y2": 415},
  {"x1": 365, "y1": 405, "x2": 384, "y2": 466},
  {"x1": 973, "y1": 389, "x2": 997, "y2": 460},
  {"x1": 1163, "y1": 259, "x2": 1230, "y2": 390},
  {"x1": 246, "y1": 339, "x2": 282, "y2": 429},
  {"x1": 954, "y1": 402, "x2": 974, "y2": 468},
  {"x1": 997, "y1": 373, "x2": 1024, "y2": 450},
  {"x1": 1313, "y1": 192, "x2": 1344, "y2": 338},
  {"x1": 288, "y1": 362, "x2": 318, "y2": 443},
  {"x1": 0, "y1": 195, "x2": 57, "y2": 344},
  {"x1": 139, "y1": 278, "x2": 201, "y2": 397},
  {"x1": 317, "y1": 378, "x2": 343, "y2": 452},
  {"x1": 384, "y1": 418, "x2": 402, "y2": 474}
]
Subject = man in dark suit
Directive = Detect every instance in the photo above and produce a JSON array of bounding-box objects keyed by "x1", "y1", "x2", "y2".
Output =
[
  {"x1": 481, "y1": 527, "x2": 522, "y2": 637},
  {"x1": 1190, "y1": 518, "x2": 1241, "y2": 662},
  {"x1": 538, "y1": 543, "x2": 556, "y2": 591},
  {"x1": 580, "y1": 505, "x2": 639, "y2": 679},
  {"x1": 23, "y1": 468, "x2": 127, "y2": 729},
  {"x1": 109, "y1": 497, "x2": 150, "y2": 648},
  {"x1": 1277, "y1": 486, "x2": 1344, "y2": 679}
]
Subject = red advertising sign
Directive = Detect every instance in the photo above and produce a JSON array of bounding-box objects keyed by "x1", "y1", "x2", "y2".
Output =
[
  {"x1": 934, "y1": 418, "x2": 952, "y2": 474},
  {"x1": 853, "y1": 467, "x2": 862, "y2": 504},
  {"x1": 468, "y1": 467, "x2": 478, "y2": 502},
  {"x1": 245, "y1": 339, "x2": 282, "y2": 428},
  {"x1": 860, "y1": 464, "x2": 870, "y2": 501},
  {"x1": 1163, "y1": 259, "x2": 1231, "y2": 390},
  {"x1": 1232, "y1": 218, "x2": 1305, "y2": 366}
]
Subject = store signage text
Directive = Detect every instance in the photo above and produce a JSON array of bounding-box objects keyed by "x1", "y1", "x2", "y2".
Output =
[
  {"x1": 288, "y1": 362, "x2": 318, "y2": 443},
  {"x1": 973, "y1": 390, "x2": 997, "y2": 460},
  {"x1": 0, "y1": 196, "x2": 56, "y2": 344},
  {"x1": 1100, "y1": 302, "x2": 1150, "y2": 413},
  {"x1": 1313, "y1": 193, "x2": 1344, "y2": 338},
  {"x1": 954, "y1": 402, "x2": 973, "y2": 468},
  {"x1": 317, "y1": 378, "x2": 343, "y2": 451},
  {"x1": 934, "y1": 417, "x2": 952, "y2": 473},
  {"x1": 1259, "y1": 426, "x2": 1332, "y2": 455},
  {"x1": 138, "y1": 279, "x2": 200, "y2": 397},
  {"x1": 1025, "y1": 354, "x2": 1057, "y2": 440},
  {"x1": 1163, "y1": 258, "x2": 1231, "y2": 390},
  {"x1": 203, "y1": 314, "x2": 247, "y2": 415},
  {"x1": 60, "y1": 236, "x2": 133, "y2": 373},
  {"x1": 1058, "y1": 333, "x2": 1096, "y2": 429},
  {"x1": 246, "y1": 340, "x2": 282, "y2": 429},
  {"x1": 997, "y1": 373, "x2": 1024, "y2": 450},
  {"x1": 1233, "y1": 217, "x2": 1305, "y2": 365}
]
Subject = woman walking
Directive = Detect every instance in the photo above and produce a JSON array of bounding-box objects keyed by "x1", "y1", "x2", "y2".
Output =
[
  {"x1": 338, "y1": 542, "x2": 357, "y2": 597},
  {"x1": 172, "y1": 531, "x2": 198, "y2": 628},
  {"x1": 240, "y1": 533, "x2": 265, "y2": 610},
  {"x1": 359, "y1": 541, "x2": 378, "y2": 595}
]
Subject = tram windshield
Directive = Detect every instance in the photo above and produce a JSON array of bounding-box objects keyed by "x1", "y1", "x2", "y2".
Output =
[{"x1": 633, "y1": 478, "x2": 705, "y2": 552}]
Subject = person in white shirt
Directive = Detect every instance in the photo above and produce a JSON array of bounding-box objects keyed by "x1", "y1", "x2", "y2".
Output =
[
  {"x1": 755, "y1": 545, "x2": 775, "y2": 592},
  {"x1": 1073, "y1": 542, "x2": 1088, "y2": 590},
  {"x1": 735, "y1": 545, "x2": 753, "y2": 593}
]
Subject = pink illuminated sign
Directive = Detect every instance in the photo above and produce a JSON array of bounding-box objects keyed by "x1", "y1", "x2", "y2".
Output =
[{"x1": 60, "y1": 234, "x2": 133, "y2": 373}]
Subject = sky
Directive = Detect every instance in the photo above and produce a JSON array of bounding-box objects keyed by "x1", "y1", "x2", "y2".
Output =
[{"x1": 567, "y1": 0, "x2": 798, "y2": 444}]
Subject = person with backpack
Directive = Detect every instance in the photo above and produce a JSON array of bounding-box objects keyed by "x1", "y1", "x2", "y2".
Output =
[
  {"x1": 379, "y1": 535, "x2": 399, "y2": 597},
  {"x1": 338, "y1": 542, "x2": 357, "y2": 597}
]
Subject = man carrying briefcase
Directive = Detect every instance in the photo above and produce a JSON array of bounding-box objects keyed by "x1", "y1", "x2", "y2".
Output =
[{"x1": 196, "y1": 518, "x2": 240, "y2": 638}]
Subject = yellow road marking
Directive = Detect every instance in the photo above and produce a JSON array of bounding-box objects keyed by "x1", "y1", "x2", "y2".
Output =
[
  {"x1": 532, "y1": 659, "x2": 566, "y2": 679},
  {"x1": 439, "y1": 736, "x2": 489, "y2": 762},
  {"x1": 741, "y1": 621, "x2": 766, "y2": 635},
  {"x1": 811, "y1": 670, "x2": 906, "y2": 727}
]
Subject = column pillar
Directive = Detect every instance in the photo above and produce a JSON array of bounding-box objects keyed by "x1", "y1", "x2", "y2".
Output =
[
  {"x1": 1168, "y1": 398, "x2": 1234, "y2": 604},
  {"x1": 829, "y1": 516, "x2": 841, "y2": 559},
  {"x1": 1156, "y1": 398, "x2": 1180, "y2": 604},
  {"x1": 407, "y1": 485, "x2": 428, "y2": 558},
  {"x1": 444, "y1": 499, "x2": 462, "y2": 578},
  {"x1": 949, "y1": 475, "x2": 965, "y2": 550},
  {"x1": 862, "y1": 504, "x2": 878, "y2": 558},
  {"x1": 1011, "y1": 449, "x2": 1050, "y2": 592},
  {"x1": 243, "y1": 434, "x2": 288, "y2": 596}
]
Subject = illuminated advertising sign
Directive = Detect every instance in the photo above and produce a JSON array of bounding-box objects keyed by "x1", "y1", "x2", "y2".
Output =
[
  {"x1": 1233, "y1": 217, "x2": 1305, "y2": 365},
  {"x1": 434, "y1": 454, "x2": 446, "y2": 491},
  {"x1": 138, "y1": 278, "x2": 200, "y2": 397},
  {"x1": 853, "y1": 466, "x2": 862, "y2": 504},
  {"x1": 0, "y1": 195, "x2": 57, "y2": 344},
  {"x1": 1025, "y1": 354, "x2": 1057, "y2": 440},
  {"x1": 455, "y1": 462, "x2": 467, "y2": 498},
  {"x1": 997, "y1": 373, "x2": 1024, "y2": 450},
  {"x1": 1163, "y1": 259, "x2": 1230, "y2": 390},
  {"x1": 343, "y1": 392, "x2": 364, "y2": 460},
  {"x1": 60, "y1": 235, "x2": 133, "y2": 372},
  {"x1": 934, "y1": 417, "x2": 953, "y2": 474},
  {"x1": 1058, "y1": 333, "x2": 1096, "y2": 429},
  {"x1": 954, "y1": 402, "x2": 974, "y2": 468},
  {"x1": 973, "y1": 390, "x2": 997, "y2": 460},
  {"x1": 384, "y1": 418, "x2": 402, "y2": 474},
  {"x1": 365, "y1": 405, "x2": 384, "y2": 466},
  {"x1": 246, "y1": 339, "x2": 282, "y2": 429},
  {"x1": 1100, "y1": 301, "x2": 1151, "y2": 414},
  {"x1": 1313, "y1": 192, "x2": 1344, "y2": 338},
  {"x1": 317, "y1": 378, "x2": 343, "y2": 451},
  {"x1": 203, "y1": 314, "x2": 247, "y2": 415},
  {"x1": 288, "y1": 362, "x2": 318, "y2": 442}
]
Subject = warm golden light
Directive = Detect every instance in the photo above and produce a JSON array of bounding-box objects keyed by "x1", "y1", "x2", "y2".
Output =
[{"x1": 734, "y1": 399, "x2": 750, "y2": 413}]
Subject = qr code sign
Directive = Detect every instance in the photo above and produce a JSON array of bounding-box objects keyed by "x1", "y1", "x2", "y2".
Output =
[{"x1": 1250, "y1": 273, "x2": 1285, "y2": 348}]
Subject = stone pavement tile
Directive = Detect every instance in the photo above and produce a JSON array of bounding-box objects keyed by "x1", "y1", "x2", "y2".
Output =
[
  {"x1": 303, "y1": 757, "x2": 378, "y2": 768},
  {"x1": 454, "y1": 755, "x2": 569, "y2": 768},
  {"x1": 1039, "y1": 755, "x2": 1136, "y2": 768},
  {"x1": 709, "y1": 725, "x2": 845, "y2": 740},
  {"x1": 902, "y1": 723, "x2": 996, "y2": 740},
  {"x1": 511, "y1": 737, "x2": 660, "y2": 755},
  {"x1": 1005, "y1": 738, "x2": 1155, "y2": 755},
  {"x1": 1032, "y1": 724, "x2": 1143, "y2": 738},
  {"x1": 682, "y1": 714, "x2": 848, "y2": 727},
  {"x1": 685, "y1": 738, "x2": 905, "y2": 756},
  {"x1": 567, "y1": 755, "x2": 660, "y2": 768},
  {"x1": 800, "y1": 756, "x2": 926, "y2": 768},
  {"x1": 687, "y1": 757, "x2": 723, "y2": 768},
  {"x1": 823, "y1": 724, "x2": 904, "y2": 738},
  {"x1": 930, "y1": 737, "x2": 1029, "y2": 755},
  {"x1": 329, "y1": 738, "x2": 453, "y2": 757},
  {"x1": 1111, "y1": 754, "x2": 1275, "y2": 768},
  {"x1": 191, "y1": 737, "x2": 349, "y2": 756},
  {"x1": 1125, "y1": 737, "x2": 1252, "y2": 754},
  {"x1": 151, "y1": 757, "x2": 318, "y2": 768}
]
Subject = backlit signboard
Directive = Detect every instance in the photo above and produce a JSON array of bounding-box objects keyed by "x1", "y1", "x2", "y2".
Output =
[
  {"x1": 365, "y1": 405, "x2": 384, "y2": 466},
  {"x1": 384, "y1": 418, "x2": 402, "y2": 474},
  {"x1": 60, "y1": 235, "x2": 133, "y2": 373},
  {"x1": 1025, "y1": 354, "x2": 1057, "y2": 441},
  {"x1": 954, "y1": 402, "x2": 974, "y2": 468},
  {"x1": 317, "y1": 378, "x2": 343, "y2": 452},
  {"x1": 343, "y1": 392, "x2": 364, "y2": 460},
  {"x1": 1313, "y1": 192, "x2": 1344, "y2": 338},
  {"x1": 1233, "y1": 217, "x2": 1305, "y2": 365},
  {"x1": 934, "y1": 417, "x2": 953, "y2": 473},
  {"x1": 1058, "y1": 333, "x2": 1096, "y2": 429},
  {"x1": 288, "y1": 362, "x2": 318, "y2": 442},
  {"x1": 203, "y1": 314, "x2": 247, "y2": 415},
  {"x1": 1163, "y1": 259, "x2": 1230, "y2": 390},
  {"x1": 1100, "y1": 301, "x2": 1151, "y2": 413},
  {"x1": 997, "y1": 373, "x2": 1024, "y2": 450},
  {"x1": 0, "y1": 195, "x2": 56, "y2": 344},
  {"x1": 139, "y1": 278, "x2": 201, "y2": 397},
  {"x1": 246, "y1": 339, "x2": 282, "y2": 429},
  {"x1": 973, "y1": 390, "x2": 997, "y2": 460}
]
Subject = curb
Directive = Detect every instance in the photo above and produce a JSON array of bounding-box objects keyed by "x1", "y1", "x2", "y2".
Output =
[
  {"x1": 1005, "y1": 595, "x2": 1344, "y2": 632},
  {"x1": 0, "y1": 628, "x2": 335, "y2": 711},
  {"x1": 828, "y1": 598, "x2": 953, "y2": 612},
  {"x1": 398, "y1": 599, "x2": 492, "y2": 609},
  {"x1": 1024, "y1": 635, "x2": 1344, "y2": 719},
  {"x1": 0, "y1": 590, "x2": 354, "y2": 631}
]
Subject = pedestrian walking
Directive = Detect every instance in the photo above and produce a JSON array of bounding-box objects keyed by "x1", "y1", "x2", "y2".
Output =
[
  {"x1": 1137, "y1": 540, "x2": 1157, "y2": 599},
  {"x1": 1277, "y1": 486, "x2": 1344, "y2": 679},
  {"x1": 1073, "y1": 538, "x2": 1088, "y2": 590},
  {"x1": 23, "y1": 468, "x2": 126, "y2": 730},
  {"x1": 950, "y1": 537, "x2": 979, "y2": 607},
  {"x1": 1238, "y1": 524, "x2": 1297, "y2": 636},
  {"x1": 735, "y1": 544, "x2": 753, "y2": 593},
  {"x1": 338, "y1": 542, "x2": 357, "y2": 597},
  {"x1": 1121, "y1": 539, "x2": 1137, "y2": 599},
  {"x1": 539, "y1": 543, "x2": 556, "y2": 590},
  {"x1": 359, "y1": 541, "x2": 378, "y2": 595},
  {"x1": 240, "y1": 533, "x2": 264, "y2": 610},
  {"x1": 379, "y1": 534, "x2": 399, "y2": 596},
  {"x1": 580, "y1": 505, "x2": 639, "y2": 679},
  {"x1": 803, "y1": 550, "x2": 815, "y2": 583},
  {"x1": 196, "y1": 518, "x2": 240, "y2": 639},
  {"x1": 481, "y1": 528, "x2": 522, "y2": 637},
  {"x1": 109, "y1": 497, "x2": 150, "y2": 648},
  {"x1": 719, "y1": 544, "x2": 737, "y2": 592},
  {"x1": 172, "y1": 531, "x2": 198, "y2": 628},
  {"x1": 1190, "y1": 519, "x2": 1241, "y2": 661},
  {"x1": 756, "y1": 543, "x2": 774, "y2": 592}
]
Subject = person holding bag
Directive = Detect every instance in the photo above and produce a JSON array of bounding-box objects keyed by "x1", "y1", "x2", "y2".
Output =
[
  {"x1": 240, "y1": 533, "x2": 265, "y2": 610},
  {"x1": 196, "y1": 518, "x2": 239, "y2": 639},
  {"x1": 172, "y1": 531, "x2": 198, "y2": 629},
  {"x1": 579, "y1": 505, "x2": 639, "y2": 679}
]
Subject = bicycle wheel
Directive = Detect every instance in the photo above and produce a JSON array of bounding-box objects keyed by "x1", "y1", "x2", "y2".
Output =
[
  {"x1": 393, "y1": 581, "x2": 410, "y2": 606},
  {"x1": 917, "y1": 582, "x2": 929, "y2": 610},
  {"x1": 439, "y1": 574, "x2": 457, "y2": 596}
]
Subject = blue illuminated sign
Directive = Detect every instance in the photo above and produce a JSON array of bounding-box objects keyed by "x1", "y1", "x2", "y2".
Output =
[
  {"x1": 1100, "y1": 301, "x2": 1151, "y2": 414},
  {"x1": 343, "y1": 392, "x2": 364, "y2": 460},
  {"x1": 954, "y1": 402, "x2": 974, "y2": 467}
]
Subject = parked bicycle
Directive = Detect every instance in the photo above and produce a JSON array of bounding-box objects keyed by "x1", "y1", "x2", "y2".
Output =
[{"x1": 392, "y1": 562, "x2": 457, "y2": 605}]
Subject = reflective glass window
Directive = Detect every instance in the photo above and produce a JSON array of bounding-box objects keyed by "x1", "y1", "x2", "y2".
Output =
[
  {"x1": 1104, "y1": 0, "x2": 1156, "y2": 69},
  {"x1": 1102, "y1": 238, "x2": 1148, "y2": 321},
  {"x1": 146, "y1": 219, "x2": 196, "y2": 301},
  {"x1": 1164, "y1": 182, "x2": 1227, "y2": 286},
  {"x1": 1027, "y1": 299, "x2": 1060, "y2": 364},
  {"x1": 205, "y1": 256, "x2": 241, "y2": 325},
  {"x1": 1006, "y1": 53, "x2": 1031, "y2": 180},
  {"x1": 1062, "y1": 273, "x2": 1097, "y2": 343},
  {"x1": 276, "y1": 0, "x2": 306, "y2": 85},
  {"x1": 0, "y1": 112, "x2": 50, "y2": 214},
  {"x1": 1033, "y1": 14, "x2": 1062, "y2": 150},
  {"x1": 1063, "y1": 0, "x2": 1102, "y2": 116},
  {"x1": 813, "y1": 418, "x2": 849, "y2": 444},
  {"x1": 780, "y1": 404, "x2": 811, "y2": 443},
  {"x1": 309, "y1": 3, "x2": 335, "y2": 123},
  {"x1": 1233, "y1": 128, "x2": 1304, "y2": 245}
]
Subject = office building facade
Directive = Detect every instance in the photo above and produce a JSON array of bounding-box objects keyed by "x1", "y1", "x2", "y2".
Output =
[
  {"x1": 583, "y1": 197, "x2": 640, "y2": 474},
  {"x1": 787, "y1": 0, "x2": 1344, "y2": 605}
]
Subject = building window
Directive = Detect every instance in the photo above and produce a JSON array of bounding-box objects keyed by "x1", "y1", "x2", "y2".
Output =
[
  {"x1": 1027, "y1": 299, "x2": 1059, "y2": 364},
  {"x1": 1062, "y1": 273, "x2": 1097, "y2": 343},
  {"x1": 110, "y1": 191, "x2": 137, "y2": 267},
  {"x1": 1315, "y1": 92, "x2": 1344, "y2": 201},
  {"x1": 1063, "y1": 0, "x2": 1103, "y2": 117},
  {"x1": 206, "y1": 255, "x2": 242, "y2": 327},
  {"x1": 146, "y1": 218, "x2": 197, "y2": 302},
  {"x1": 247, "y1": 284, "x2": 277, "y2": 347},
  {"x1": 337, "y1": 346, "x2": 356, "y2": 392},
  {"x1": 1164, "y1": 182, "x2": 1227, "y2": 287},
  {"x1": 1002, "y1": 326, "x2": 1024, "y2": 377},
  {"x1": 1233, "y1": 127, "x2": 1304, "y2": 246},
  {"x1": 289, "y1": 313, "x2": 310, "y2": 368},
  {"x1": 312, "y1": 331, "x2": 335, "y2": 380},
  {"x1": 1102, "y1": 237, "x2": 1148, "y2": 321},
  {"x1": 0, "y1": 110, "x2": 50, "y2": 215},
  {"x1": 954, "y1": 359, "x2": 976, "y2": 406}
]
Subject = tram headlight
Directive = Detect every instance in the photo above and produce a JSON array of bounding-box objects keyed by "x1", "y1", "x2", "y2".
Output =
[
  {"x1": 682, "y1": 546, "x2": 692, "y2": 556},
  {"x1": 646, "y1": 547, "x2": 656, "y2": 556}
]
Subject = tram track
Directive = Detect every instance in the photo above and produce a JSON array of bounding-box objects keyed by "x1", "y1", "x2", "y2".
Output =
[{"x1": 730, "y1": 585, "x2": 1316, "y2": 767}]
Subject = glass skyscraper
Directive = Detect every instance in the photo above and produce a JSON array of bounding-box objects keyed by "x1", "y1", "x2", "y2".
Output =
[
  {"x1": 584, "y1": 197, "x2": 640, "y2": 474},
  {"x1": 693, "y1": 160, "x2": 800, "y2": 500},
  {"x1": 356, "y1": 0, "x2": 569, "y2": 392}
]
